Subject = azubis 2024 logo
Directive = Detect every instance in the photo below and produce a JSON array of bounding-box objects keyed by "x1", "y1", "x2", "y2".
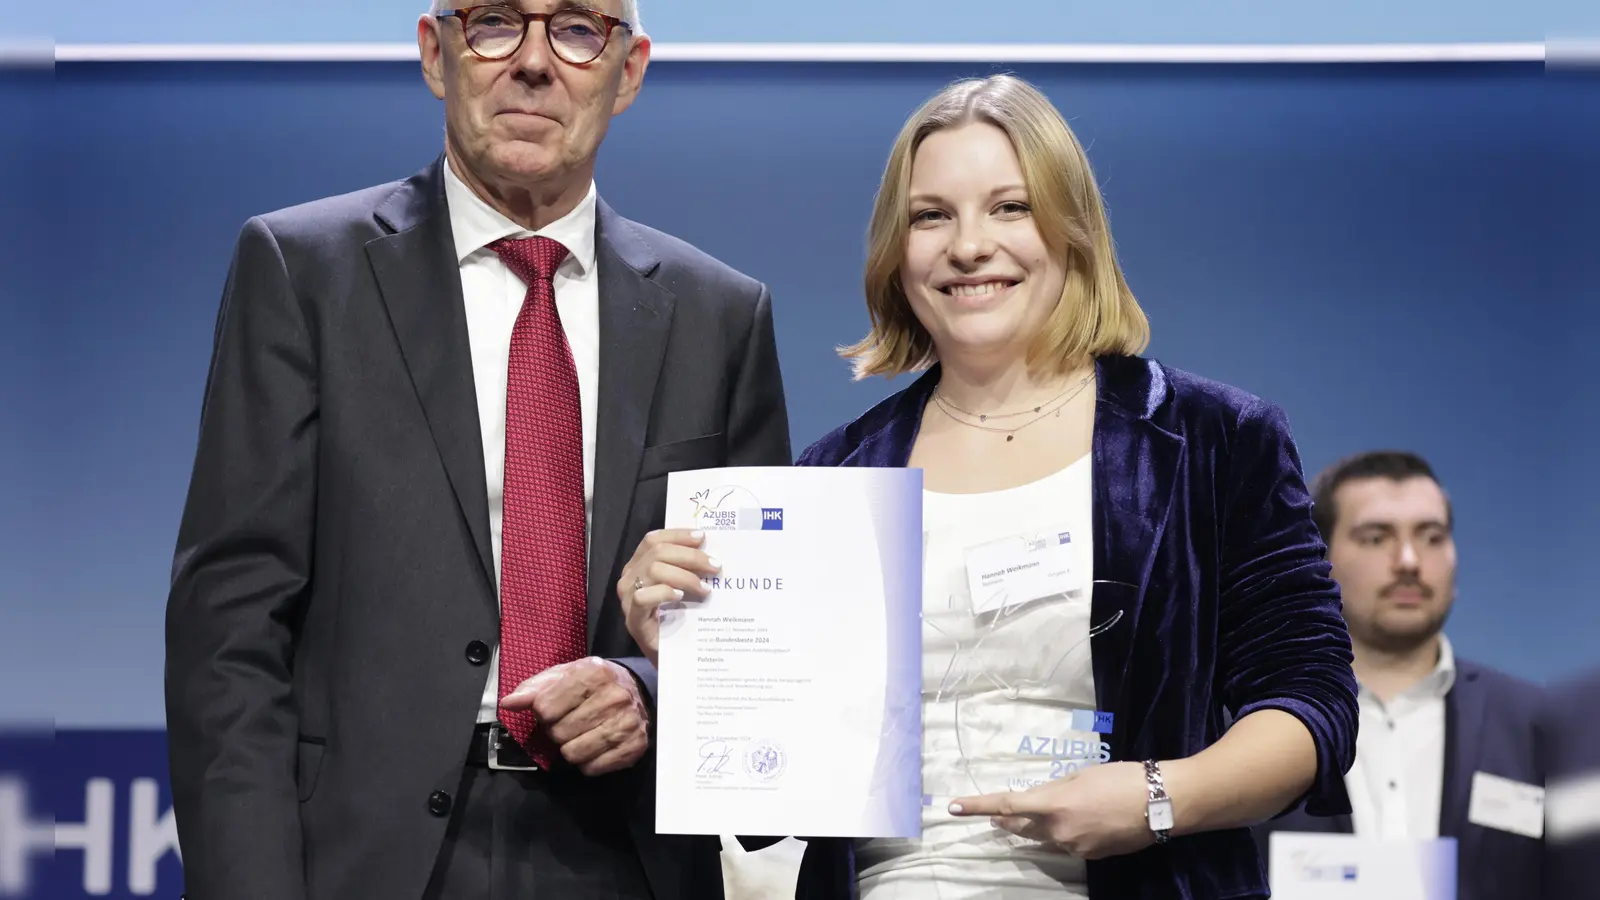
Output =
[{"x1": 688, "y1": 486, "x2": 783, "y2": 531}]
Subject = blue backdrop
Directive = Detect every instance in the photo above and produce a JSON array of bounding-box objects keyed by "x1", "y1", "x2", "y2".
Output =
[{"x1": 6, "y1": 57, "x2": 1596, "y2": 898}]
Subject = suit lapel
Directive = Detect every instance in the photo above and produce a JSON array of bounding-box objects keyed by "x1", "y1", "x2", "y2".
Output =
[
  {"x1": 364, "y1": 173, "x2": 680, "y2": 643},
  {"x1": 367, "y1": 158, "x2": 495, "y2": 595},
  {"x1": 1087, "y1": 356, "x2": 1186, "y2": 751},
  {"x1": 585, "y1": 202, "x2": 676, "y2": 643},
  {"x1": 1441, "y1": 667, "x2": 1486, "y2": 848}
]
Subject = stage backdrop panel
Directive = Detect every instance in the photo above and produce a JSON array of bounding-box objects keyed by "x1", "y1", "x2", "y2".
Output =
[{"x1": 0, "y1": 66, "x2": 50, "y2": 729}]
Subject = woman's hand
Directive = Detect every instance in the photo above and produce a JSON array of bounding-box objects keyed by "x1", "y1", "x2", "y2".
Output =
[
  {"x1": 948, "y1": 761, "x2": 1157, "y2": 859},
  {"x1": 617, "y1": 529, "x2": 720, "y2": 666}
]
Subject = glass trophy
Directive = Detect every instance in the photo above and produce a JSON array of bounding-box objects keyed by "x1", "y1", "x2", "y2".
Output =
[{"x1": 920, "y1": 575, "x2": 1129, "y2": 848}]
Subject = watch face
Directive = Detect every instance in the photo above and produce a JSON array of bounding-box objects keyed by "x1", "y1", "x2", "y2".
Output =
[{"x1": 1147, "y1": 798, "x2": 1175, "y2": 832}]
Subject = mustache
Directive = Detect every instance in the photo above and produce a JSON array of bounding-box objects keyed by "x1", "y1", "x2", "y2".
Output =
[{"x1": 1380, "y1": 577, "x2": 1434, "y2": 599}]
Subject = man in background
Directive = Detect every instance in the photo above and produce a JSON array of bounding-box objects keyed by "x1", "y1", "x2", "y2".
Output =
[
  {"x1": 1255, "y1": 450, "x2": 1544, "y2": 900},
  {"x1": 164, "y1": 2, "x2": 792, "y2": 899}
]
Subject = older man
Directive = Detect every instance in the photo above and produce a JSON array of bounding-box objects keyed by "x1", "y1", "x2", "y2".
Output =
[{"x1": 163, "y1": 3, "x2": 791, "y2": 899}]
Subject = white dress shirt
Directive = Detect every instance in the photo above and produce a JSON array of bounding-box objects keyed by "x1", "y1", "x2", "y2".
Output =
[
  {"x1": 441, "y1": 160, "x2": 601, "y2": 724},
  {"x1": 1346, "y1": 634, "x2": 1457, "y2": 839}
]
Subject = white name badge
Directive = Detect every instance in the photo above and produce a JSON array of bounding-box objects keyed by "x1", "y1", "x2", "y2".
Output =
[
  {"x1": 963, "y1": 525, "x2": 1082, "y2": 615},
  {"x1": 1268, "y1": 833, "x2": 1457, "y2": 900},
  {"x1": 1467, "y1": 771, "x2": 1545, "y2": 839}
]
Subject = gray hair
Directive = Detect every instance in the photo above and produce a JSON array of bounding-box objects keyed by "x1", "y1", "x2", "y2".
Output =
[{"x1": 428, "y1": 1, "x2": 642, "y2": 33}]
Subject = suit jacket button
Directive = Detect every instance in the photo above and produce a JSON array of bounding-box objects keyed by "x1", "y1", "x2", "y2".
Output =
[
  {"x1": 465, "y1": 640, "x2": 490, "y2": 666},
  {"x1": 428, "y1": 790, "x2": 452, "y2": 817}
]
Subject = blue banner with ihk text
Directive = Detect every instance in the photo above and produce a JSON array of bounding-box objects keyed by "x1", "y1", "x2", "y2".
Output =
[{"x1": 2, "y1": 731, "x2": 183, "y2": 898}]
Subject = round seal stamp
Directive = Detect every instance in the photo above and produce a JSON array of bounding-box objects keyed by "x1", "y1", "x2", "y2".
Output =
[{"x1": 743, "y1": 739, "x2": 786, "y2": 782}]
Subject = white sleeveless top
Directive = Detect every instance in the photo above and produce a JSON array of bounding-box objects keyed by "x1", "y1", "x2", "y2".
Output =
[{"x1": 857, "y1": 456, "x2": 1101, "y2": 899}]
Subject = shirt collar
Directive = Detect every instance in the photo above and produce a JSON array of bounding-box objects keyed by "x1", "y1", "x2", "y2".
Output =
[
  {"x1": 1359, "y1": 633, "x2": 1458, "y2": 704},
  {"x1": 1425, "y1": 633, "x2": 1458, "y2": 696},
  {"x1": 442, "y1": 156, "x2": 598, "y2": 276}
]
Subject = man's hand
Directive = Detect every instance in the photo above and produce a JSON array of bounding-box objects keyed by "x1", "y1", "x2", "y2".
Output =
[
  {"x1": 500, "y1": 657, "x2": 650, "y2": 776},
  {"x1": 617, "y1": 529, "x2": 720, "y2": 666}
]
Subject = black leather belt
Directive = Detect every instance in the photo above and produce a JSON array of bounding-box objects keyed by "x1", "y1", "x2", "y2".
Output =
[{"x1": 466, "y1": 723, "x2": 542, "y2": 771}]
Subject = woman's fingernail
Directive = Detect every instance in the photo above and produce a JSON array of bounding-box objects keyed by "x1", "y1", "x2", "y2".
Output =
[
  {"x1": 707, "y1": 557, "x2": 721, "y2": 570},
  {"x1": 948, "y1": 803, "x2": 963, "y2": 814},
  {"x1": 691, "y1": 530, "x2": 705, "y2": 540},
  {"x1": 672, "y1": 589, "x2": 685, "y2": 601}
]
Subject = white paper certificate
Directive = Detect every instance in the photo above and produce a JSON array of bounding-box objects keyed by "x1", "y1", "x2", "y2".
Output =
[{"x1": 655, "y1": 466, "x2": 923, "y2": 838}]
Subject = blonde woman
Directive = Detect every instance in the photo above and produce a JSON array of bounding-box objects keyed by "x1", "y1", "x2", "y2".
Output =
[
  {"x1": 795, "y1": 73, "x2": 1360, "y2": 900},
  {"x1": 620, "y1": 75, "x2": 1358, "y2": 899}
]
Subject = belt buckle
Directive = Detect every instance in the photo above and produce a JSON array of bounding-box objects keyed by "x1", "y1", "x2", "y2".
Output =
[{"x1": 487, "y1": 723, "x2": 540, "y2": 772}]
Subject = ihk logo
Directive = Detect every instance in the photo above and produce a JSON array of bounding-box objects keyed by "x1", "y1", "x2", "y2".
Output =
[
  {"x1": 4, "y1": 730, "x2": 185, "y2": 897},
  {"x1": 1, "y1": 773, "x2": 182, "y2": 896}
]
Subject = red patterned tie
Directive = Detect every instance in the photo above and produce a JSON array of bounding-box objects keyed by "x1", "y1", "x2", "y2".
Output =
[{"x1": 491, "y1": 236, "x2": 588, "y2": 766}]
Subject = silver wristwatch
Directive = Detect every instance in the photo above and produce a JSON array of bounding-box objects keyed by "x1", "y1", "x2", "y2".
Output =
[{"x1": 1143, "y1": 759, "x2": 1174, "y2": 843}]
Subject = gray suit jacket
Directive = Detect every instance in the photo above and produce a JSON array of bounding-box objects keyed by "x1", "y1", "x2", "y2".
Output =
[
  {"x1": 165, "y1": 156, "x2": 792, "y2": 900},
  {"x1": 1253, "y1": 658, "x2": 1544, "y2": 900}
]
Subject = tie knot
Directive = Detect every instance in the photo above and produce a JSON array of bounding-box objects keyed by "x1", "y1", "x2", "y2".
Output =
[{"x1": 491, "y1": 236, "x2": 570, "y2": 287}]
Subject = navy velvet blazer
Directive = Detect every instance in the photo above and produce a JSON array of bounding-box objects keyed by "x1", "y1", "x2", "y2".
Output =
[
  {"x1": 1254, "y1": 658, "x2": 1545, "y2": 900},
  {"x1": 790, "y1": 354, "x2": 1359, "y2": 900}
]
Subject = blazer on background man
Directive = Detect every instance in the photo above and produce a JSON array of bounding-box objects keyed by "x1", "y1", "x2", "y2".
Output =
[
  {"x1": 1252, "y1": 451, "x2": 1543, "y2": 900},
  {"x1": 163, "y1": 2, "x2": 790, "y2": 898}
]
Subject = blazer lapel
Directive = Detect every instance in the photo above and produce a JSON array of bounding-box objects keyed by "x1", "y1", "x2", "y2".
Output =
[
  {"x1": 836, "y1": 369, "x2": 937, "y2": 468},
  {"x1": 1441, "y1": 667, "x2": 1486, "y2": 848},
  {"x1": 366, "y1": 158, "x2": 495, "y2": 595},
  {"x1": 585, "y1": 202, "x2": 676, "y2": 643},
  {"x1": 1087, "y1": 356, "x2": 1186, "y2": 751},
  {"x1": 832, "y1": 355, "x2": 1185, "y2": 755}
]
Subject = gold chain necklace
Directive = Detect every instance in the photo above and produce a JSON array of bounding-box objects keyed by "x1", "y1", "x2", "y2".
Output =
[{"x1": 932, "y1": 371, "x2": 1094, "y2": 442}]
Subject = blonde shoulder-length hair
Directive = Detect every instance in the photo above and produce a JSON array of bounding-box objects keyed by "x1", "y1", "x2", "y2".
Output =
[{"x1": 842, "y1": 74, "x2": 1150, "y2": 380}]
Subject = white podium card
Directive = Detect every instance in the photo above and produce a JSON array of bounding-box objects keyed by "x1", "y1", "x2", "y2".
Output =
[
  {"x1": 655, "y1": 466, "x2": 923, "y2": 838},
  {"x1": 1269, "y1": 833, "x2": 1457, "y2": 900}
]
